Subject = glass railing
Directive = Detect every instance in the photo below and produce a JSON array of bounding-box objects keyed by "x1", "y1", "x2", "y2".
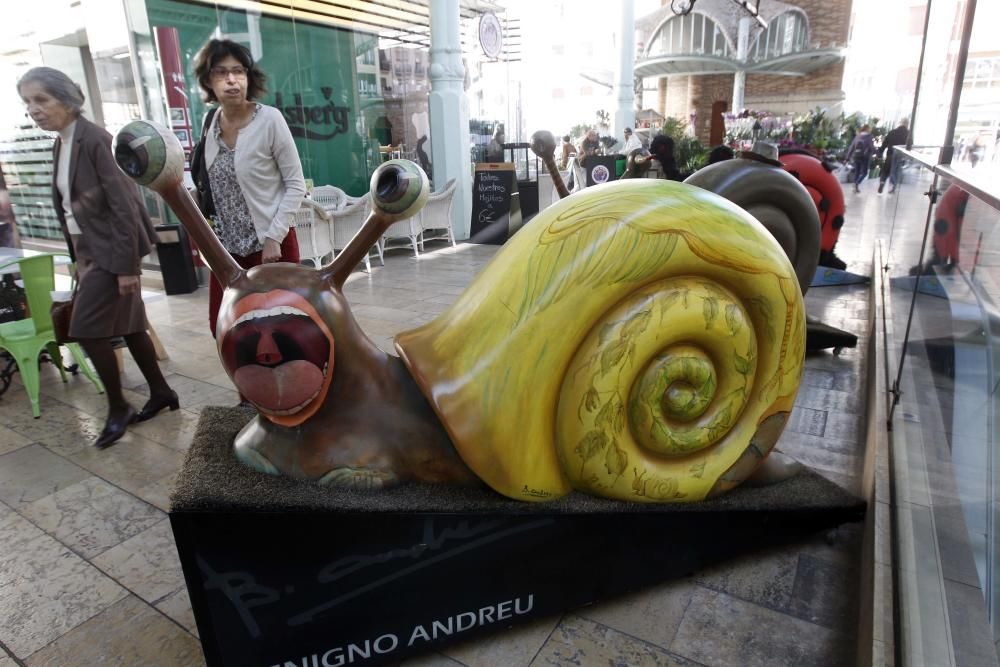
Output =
[{"x1": 881, "y1": 147, "x2": 1000, "y2": 665}]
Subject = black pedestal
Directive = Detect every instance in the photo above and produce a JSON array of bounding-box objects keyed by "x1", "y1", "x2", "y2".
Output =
[{"x1": 171, "y1": 408, "x2": 865, "y2": 667}]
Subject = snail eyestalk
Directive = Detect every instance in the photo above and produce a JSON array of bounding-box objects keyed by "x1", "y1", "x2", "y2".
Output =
[
  {"x1": 113, "y1": 119, "x2": 242, "y2": 287},
  {"x1": 530, "y1": 130, "x2": 570, "y2": 199},
  {"x1": 322, "y1": 159, "x2": 428, "y2": 288}
]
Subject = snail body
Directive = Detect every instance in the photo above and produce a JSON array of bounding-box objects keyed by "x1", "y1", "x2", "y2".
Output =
[{"x1": 115, "y1": 120, "x2": 805, "y2": 503}]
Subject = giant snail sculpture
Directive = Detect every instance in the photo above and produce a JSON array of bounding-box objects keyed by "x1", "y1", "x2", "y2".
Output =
[{"x1": 113, "y1": 120, "x2": 806, "y2": 504}]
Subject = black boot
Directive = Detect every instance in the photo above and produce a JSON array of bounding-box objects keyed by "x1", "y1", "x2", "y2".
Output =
[
  {"x1": 94, "y1": 405, "x2": 137, "y2": 449},
  {"x1": 819, "y1": 249, "x2": 848, "y2": 271},
  {"x1": 136, "y1": 390, "x2": 180, "y2": 422}
]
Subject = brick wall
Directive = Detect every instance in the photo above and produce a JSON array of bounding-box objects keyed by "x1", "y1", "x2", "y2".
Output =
[
  {"x1": 648, "y1": 0, "x2": 852, "y2": 141},
  {"x1": 692, "y1": 74, "x2": 735, "y2": 142},
  {"x1": 662, "y1": 76, "x2": 692, "y2": 122},
  {"x1": 743, "y1": 0, "x2": 852, "y2": 113}
]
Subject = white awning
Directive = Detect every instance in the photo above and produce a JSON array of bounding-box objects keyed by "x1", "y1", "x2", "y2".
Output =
[
  {"x1": 634, "y1": 54, "x2": 741, "y2": 78},
  {"x1": 635, "y1": 48, "x2": 844, "y2": 78},
  {"x1": 746, "y1": 48, "x2": 845, "y2": 75}
]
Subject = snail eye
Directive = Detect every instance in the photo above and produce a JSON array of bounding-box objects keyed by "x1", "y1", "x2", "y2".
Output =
[
  {"x1": 370, "y1": 159, "x2": 428, "y2": 219},
  {"x1": 113, "y1": 120, "x2": 185, "y2": 190}
]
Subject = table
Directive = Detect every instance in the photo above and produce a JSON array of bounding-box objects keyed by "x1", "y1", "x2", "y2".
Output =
[{"x1": 0, "y1": 248, "x2": 72, "y2": 276}]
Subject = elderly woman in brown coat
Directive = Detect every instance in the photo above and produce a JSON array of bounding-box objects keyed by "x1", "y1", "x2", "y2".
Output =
[{"x1": 18, "y1": 67, "x2": 177, "y2": 449}]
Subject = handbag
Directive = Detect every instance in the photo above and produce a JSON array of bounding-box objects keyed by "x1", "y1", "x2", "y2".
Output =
[
  {"x1": 190, "y1": 106, "x2": 218, "y2": 218},
  {"x1": 50, "y1": 285, "x2": 77, "y2": 344}
]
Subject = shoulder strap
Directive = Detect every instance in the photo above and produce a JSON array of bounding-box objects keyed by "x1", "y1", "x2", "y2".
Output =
[{"x1": 201, "y1": 106, "x2": 217, "y2": 141}]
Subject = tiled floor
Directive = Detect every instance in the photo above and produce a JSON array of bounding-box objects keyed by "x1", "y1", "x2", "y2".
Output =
[{"x1": 0, "y1": 180, "x2": 885, "y2": 666}]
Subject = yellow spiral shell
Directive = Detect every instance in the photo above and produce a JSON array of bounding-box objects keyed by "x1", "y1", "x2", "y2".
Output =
[{"x1": 395, "y1": 179, "x2": 805, "y2": 502}]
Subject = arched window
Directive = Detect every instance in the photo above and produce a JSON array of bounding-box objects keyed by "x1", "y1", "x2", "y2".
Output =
[
  {"x1": 748, "y1": 11, "x2": 809, "y2": 63},
  {"x1": 648, "y1": 13, "x2": 731, "y2": 59}
]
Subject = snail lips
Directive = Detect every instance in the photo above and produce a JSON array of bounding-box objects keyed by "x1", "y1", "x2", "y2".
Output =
[{"x1": 218, "y1": 289, "x2": 335, "y2": 426}]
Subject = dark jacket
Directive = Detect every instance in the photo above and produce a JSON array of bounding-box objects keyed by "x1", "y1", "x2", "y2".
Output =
[
  {"x1": 846, "y1": 132, "x2": 875, "y2": 163},
  {"x1": 51, "y1": 116, "x2": 157, "y2": 275},
  {"x1": 878, "y1": 125, "x2": 909, "y2": 159}
]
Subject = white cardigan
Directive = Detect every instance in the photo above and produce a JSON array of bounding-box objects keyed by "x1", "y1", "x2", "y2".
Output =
[{"x1": 204, "y1": 104, "x2": 306, "y2": 245}]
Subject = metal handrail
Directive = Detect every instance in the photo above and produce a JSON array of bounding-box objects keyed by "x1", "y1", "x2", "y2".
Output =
[
  {"x1": 892, "y1": 146, "x2": 940, "y2": 171},
  {"x1": 934, "y1": 165, "x2": 1000, "y2": 213},
  {"x1": 894, "y1": 147, "x2": 1000, "y2": 213}
]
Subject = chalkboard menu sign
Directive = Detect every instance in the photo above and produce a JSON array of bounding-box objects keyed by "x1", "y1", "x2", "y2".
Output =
[{"x1": 470, "y1": 163, "x2": 522, "y2": 245}]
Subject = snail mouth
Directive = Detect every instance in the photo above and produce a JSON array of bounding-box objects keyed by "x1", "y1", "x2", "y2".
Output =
[{"x1": 219, "y1": 295, "x2": 335, "y2": 427}]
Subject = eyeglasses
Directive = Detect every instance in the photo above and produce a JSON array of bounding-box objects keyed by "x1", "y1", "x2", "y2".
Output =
[{"x1": 210, "y1": 66, "x2": 248, "y2": 79}]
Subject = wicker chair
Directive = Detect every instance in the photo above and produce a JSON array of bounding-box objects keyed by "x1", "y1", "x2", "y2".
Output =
[
  {"x1": 331, "y1": 196, "x2": 383, "y2": 272},
  {"x1": 294, "y1": 199, "x2": 334, "y2": 268},
  {"x1": 416, "y1": 178, "x2": 458, "y2": 249},
  {"x1": 311, "y1": 185, "x2": 347, "y2": 213}
]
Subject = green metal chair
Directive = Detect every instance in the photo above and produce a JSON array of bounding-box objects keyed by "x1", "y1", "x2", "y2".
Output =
[{"x1": 0, "y1": 253, "x2": 103, "y2": 417}]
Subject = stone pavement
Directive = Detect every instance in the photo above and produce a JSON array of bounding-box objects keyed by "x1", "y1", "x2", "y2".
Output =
[{"x1": 0, "y1": 180, "x2": 887, "y2": 666}]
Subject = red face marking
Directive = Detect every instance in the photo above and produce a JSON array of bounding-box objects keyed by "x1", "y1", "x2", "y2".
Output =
[{"x1": 217, "y1": 289, "x2": 334, "y2": 426}]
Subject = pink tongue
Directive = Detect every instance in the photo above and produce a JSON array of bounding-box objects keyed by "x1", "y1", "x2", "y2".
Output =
[{"x1": 233, "y1": 361, "x2": 325, "y2": 411}]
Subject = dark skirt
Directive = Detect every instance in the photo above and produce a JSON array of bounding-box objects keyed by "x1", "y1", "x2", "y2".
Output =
[{"x1": 69, "y1": 242, "x2": 148, "y2": 339}]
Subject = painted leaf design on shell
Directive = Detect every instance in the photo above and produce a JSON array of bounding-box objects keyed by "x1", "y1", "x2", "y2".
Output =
[
  {"x1": 621, "y1": 309, "x2": 651, "y2": 339},
  {"x1": 596, "y1": 395, "x2": 626, "y2": 435},
  {"x1": 659, "y1": 291, "x2": 681, "y2": 323},
  {"x1": 600, "y1": 339, "x2": 628, "y2": 375},
  {"x1": 605, "y1": 444, "x2": 627, "y2": 478},
  {"x1": 725, "y1": 304, "x2": 742, "y2": 337},
  {"x1": 703, "y1": 297, "x2": 719, "y2": 330},
  {"x1": 582, "y1": 387, "x2": 600, "y2": 413},
  {"x1": 734, "y1": 351, "x2": 752, "y2": 375},
  {"x1": 597, "y1": 321, "x2": 618, "y2": 345},
  {"x1": 575, "y1": 430, "x2": 608, "y2": 465},
  {"x1": 612, "y1": 400, "x2": 626, "y2": 434},
  {"x1": 705, "y1": 401, "x2": 733, "y2": 440},
  {"x1": 596, "y1": 397, "x2": 615, "y2": 430},
  {"x1": 746, "y1": 296, "x2": 775, "y2": 343}
]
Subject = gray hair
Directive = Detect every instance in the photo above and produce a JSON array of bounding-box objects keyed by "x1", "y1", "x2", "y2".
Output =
[{"x1": 16, "y1": 67, "x2": 85, "y2": 116}]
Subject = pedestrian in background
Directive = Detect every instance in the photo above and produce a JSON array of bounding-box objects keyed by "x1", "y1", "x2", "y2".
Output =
[
  {"x1": 578, "y1": 129, "x2": 601, "y2": 167},
  {"x1": 877, "y1": 118, "x2": 909, "y2": 194},
  {"x1": 17, "y1": 67, "x2": 177, "y2": 449},
  {"x1": 845, "y1": 124, "x2": 875, "y2": 193},
  {"x1": 193, "y1": 39, "x2": 306, "y2": 339},
  {"x1": 621, "y1": 127, "x2": 643, "y2": 154}
]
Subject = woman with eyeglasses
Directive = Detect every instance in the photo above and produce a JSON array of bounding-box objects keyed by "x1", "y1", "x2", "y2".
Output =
[
  {"x1": 192, "y1": 39, "x2": 306, "y2": 339},
  {"x1": 17, "y1": 67, "x2": 177, "y2": 449}
]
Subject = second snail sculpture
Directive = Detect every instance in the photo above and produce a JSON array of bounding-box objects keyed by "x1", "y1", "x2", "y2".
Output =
[{"x1": 113, "y1": 120, "x2": 806, "y2": 504}]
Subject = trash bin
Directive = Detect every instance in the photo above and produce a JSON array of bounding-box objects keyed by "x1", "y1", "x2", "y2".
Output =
[{"x1": 154, "y1": 223, "x2": 198, "y2": 295}]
